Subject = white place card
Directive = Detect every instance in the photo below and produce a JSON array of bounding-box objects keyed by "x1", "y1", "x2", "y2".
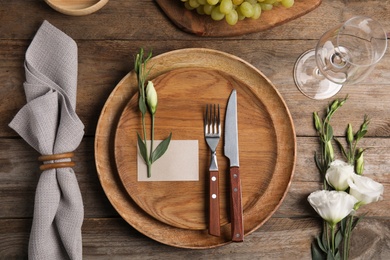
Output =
[{"x1": 137, "y1": 140, "x2": 199, "y2": 181}]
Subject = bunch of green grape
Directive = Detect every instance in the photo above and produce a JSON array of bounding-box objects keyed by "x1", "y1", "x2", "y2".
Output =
[{"x1": 181, "y1": 0, "x2": 294, "y2": 25}]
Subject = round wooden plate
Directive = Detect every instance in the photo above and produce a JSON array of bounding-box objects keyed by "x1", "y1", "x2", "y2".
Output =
[
  {"x1": 95, "y1": 48, "x2": 296, "y2": 248},
  {"x1": 44, "y1": 0, "x2": 109, "y2": 16}
]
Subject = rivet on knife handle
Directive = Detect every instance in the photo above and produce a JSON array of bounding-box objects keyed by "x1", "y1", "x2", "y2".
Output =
[{"x1": 230, "y1": 166, "x2": 243, "y2": 242}]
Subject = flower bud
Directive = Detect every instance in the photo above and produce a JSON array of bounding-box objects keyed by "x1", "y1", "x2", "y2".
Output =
[
  {"x1": 146, "y1": 81, "x2": 158, "y2": 114},
  {"x1": 355, "y1": 148, "x2": 364, "y2": 175},
  {"x1": 347, "y1": 123, "x2": 354, "y2": 145},
  {"x1": 313, "y1": 112, "x2": 322, "y2": 132},
  {"x1": 330, "y1": 100, "x2": 339, "y2": 111},
  {"x1": 326, "y1": 140, "x2": 334, "y2": 162}
]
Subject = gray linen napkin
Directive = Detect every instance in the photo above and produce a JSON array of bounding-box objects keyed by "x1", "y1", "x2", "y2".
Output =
[{"x1": 9, "y1": 20, "x2": 84, "y2": 260}]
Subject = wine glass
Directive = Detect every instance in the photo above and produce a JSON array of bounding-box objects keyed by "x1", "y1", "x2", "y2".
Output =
[{"x1": 293, "y1": 16, "x2": 388, "y2": 100}]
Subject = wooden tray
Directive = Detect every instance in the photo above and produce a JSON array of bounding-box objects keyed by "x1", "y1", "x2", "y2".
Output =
[
  {"x1": 44, "y1": 0, "x2": 109, "y2": 16},
  {"x1": 95, "y1": 48, "x2": 296, "y2": 248},
  {"x1": 156, "y1": 0, "x2": 322, "y2": 36}
]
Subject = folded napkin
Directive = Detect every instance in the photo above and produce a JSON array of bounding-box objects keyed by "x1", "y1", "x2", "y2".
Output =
[{"x1": 9, "y1": 20, "x2": 84, "y2": 260}]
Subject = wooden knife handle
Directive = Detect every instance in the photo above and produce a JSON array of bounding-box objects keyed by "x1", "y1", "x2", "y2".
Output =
[
  {"x1": 209, "y1": 170, "x2": 220, "y2": 236},
  {"x1": 230, "y1": 166, "x2": 244, "y2": 242}
]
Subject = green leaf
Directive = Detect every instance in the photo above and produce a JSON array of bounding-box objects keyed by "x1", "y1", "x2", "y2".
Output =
[
  {"x1": 334, "y1": 250, "x2": 341, "y2": 260},
  {"x1": 316, "y1": 236, "x2": 327, "y2": 253},
  {"x1": 312, "y1": 242, "x2": 326, "y2": 260},
  {"x1": 325, "y1": 124, "x2": 334, "y2": 141},
  {"x1": 355, "y1": 130, "x2": 367, "y2": 141},
  {"x1": 139, "y1": 94, "x2": 147, "y2": 115},
  {"x1": 352, "y1": 215, "x2": 364, "y2": 230},
  {"x1": 137, "y1": 132, "x2": 148, "y2": 163},
  {"x1": 326, "y1": 250, "x2": 335, "y2": 260},
  {"x1": 314, "y1": 153, "x2": 322, "y2": 172},
  {"x1": 150, "y1": 133, "x2": 172, "y2": 163},
  {"x1": 334, "y1": 138, "x2": 348, "y2": 162},
  {"x1": 340, "y1": 217, "x2": 347, "y2": 234},
  {"x1": 334, "y1": 229, "x2": 343, "y2": 249}
]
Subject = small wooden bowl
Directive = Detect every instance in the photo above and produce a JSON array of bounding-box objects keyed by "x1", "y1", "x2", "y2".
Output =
[{"x1": 44, "y1": 0, "x2": 109, "y2": 16}]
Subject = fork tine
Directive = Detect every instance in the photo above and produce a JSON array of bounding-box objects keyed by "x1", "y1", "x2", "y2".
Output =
[
  {"x1": 204, "y1": 104, "x2": 221, "y2": 135},
  {"x1": 204, "y1": 104, "x2": 208, "y2": 134},
  {"x1": 216, "y1": 104, "x2": 221, "y2": 134}
]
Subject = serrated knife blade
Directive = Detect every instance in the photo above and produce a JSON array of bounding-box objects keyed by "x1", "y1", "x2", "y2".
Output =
[{"x1": 224, "y1": 89, "x2": 244, "y2": 242}]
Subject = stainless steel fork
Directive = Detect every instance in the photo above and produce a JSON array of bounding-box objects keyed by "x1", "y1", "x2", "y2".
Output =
[{"x1": 204, "y1": 104, "x2": 221, "y2": 237}]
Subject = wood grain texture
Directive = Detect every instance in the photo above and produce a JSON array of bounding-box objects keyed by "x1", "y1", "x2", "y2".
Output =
[
  {"x1": 104, "y1": 49, "x2": 296, "y2": 248},
  {"x1": 1, "y1": 0, "x2": 390, "y2": 258},
  {"x1": 156, "y1": 0, "x2": 322, "y2": 36}
]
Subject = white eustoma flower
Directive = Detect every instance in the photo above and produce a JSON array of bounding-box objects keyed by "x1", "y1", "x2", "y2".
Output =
[
  {"x1": 146, "y1": 81, "x2": 158, "y2": 114},
  {"x1": 325, "y1": 160, "x2": 355, "y2": 191},
  {"x1": 347, "y1": 174, "x2": 384, "y2": 206},
  {"x1": 308, "y1": 190, "x2": 358, "y2": 227}
]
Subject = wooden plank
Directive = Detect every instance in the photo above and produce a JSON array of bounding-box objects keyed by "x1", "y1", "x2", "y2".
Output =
[
  {"x1": 0, "y1": 0, "x2": 388, "y2": 40},
  {"x1": 1, "y1": 137, "x2": 389, "y2": 219},
  {"x1": 1, "y1": 217, "x2": 389, "y2": 259},
  {"x1": 2, "y1": 40, "x2": 390, "y2": 137}
]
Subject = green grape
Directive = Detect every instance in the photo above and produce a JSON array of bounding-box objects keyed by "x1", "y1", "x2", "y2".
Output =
[
  {"x1": 180, "y1": 0, "x2": 294, "y2": 26},
  {"x1": 220, "y1": 0, "x2": 233, "y2": 15},
  {"x1": 207, "y1": 0, "x2": 219, "y2": 5},
  {"x1": 225, "y1": 9, "x2": 238, "y2": 25},
  {"x1": 236, "y1": 7, "x2": 246, "y2": 20},
  {"x1": 260, "y1": 3, "x2": 273, "y2": 11},
  {"x1": 184, "y1": 1, "x2": 194, "y2": 10},
  {"x1": 196, "y1": 5, "x2": 206, "y2": 14},
  {"x1": 239, "y1": 2, "x2": 254, "y2": 18},
  {"x1": 251, "y1": 3, "x2": 261, "y2": 19},
  {"x1": 189, "y1": 0, "x2": 200, "y2": 8},
  {"x1": 281, "y1": 0, "x2": 294, "y2": 8},
  {"x1": 211, "y1": 6, "x2": 225, "y2": 20},
  {"x1": 203, "y1": 4, "x2": 213, "y2": 14}
]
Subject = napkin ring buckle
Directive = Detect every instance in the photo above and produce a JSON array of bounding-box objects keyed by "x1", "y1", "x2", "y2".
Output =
[{"x1": 38, "y1": 152, "x2": 75, "y2": 171}]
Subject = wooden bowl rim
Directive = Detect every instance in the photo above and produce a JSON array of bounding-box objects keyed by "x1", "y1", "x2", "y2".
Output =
[{"x1": 44, "y1": 0, "x2": 109, "y2": 16}]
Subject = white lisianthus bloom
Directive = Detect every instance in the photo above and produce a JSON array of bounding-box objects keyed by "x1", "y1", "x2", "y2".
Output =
[
  {"x1": 308, "y1": 190, "x2": 358, "y2": 227},
  {"x1": 325, "y1": 159, "x2": 355, "y2": 191},
  {"x1": 146, "y1": 81, "x2": 158, "y2": 114},
  {"x1": 347, "y1": 174, "x2": 384, "y2": 206}
]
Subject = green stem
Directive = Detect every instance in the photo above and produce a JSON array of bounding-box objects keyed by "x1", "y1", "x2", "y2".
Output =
[
  {"x1": 147, "y1": 114, "x2": 155, "y2": 178},
  {"x1": 150, "y1": 114, "x2": 155, "y2": 160},
  {"x1": 147, "y1": 161, "x2": 152, "y2": 178},
  {"x1": 343, "y1": 215, "x2": 353, "y2": 260},
  {"x1": 330, "y1": 224, "x2": 336, "y2": 257}
]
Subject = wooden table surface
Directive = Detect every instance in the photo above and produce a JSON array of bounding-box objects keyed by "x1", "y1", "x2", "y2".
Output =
[{"x1": 1, "y1": 0, "x2": 389, "y2": 259}]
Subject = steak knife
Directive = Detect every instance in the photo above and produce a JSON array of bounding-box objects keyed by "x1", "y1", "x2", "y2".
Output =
[{"x1": 224, "y1": 89, "x2": 244, "y2": 242}]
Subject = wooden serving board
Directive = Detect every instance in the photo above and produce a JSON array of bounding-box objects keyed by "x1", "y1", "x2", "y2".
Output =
[
  {"x1": 155, "y1": 0, "x2": 322, "y2": 36},
  {"x1": 95, "y1": 48, "x2": 296, "y2": 248}
]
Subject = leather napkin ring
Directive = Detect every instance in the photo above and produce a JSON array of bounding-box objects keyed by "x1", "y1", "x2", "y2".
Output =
[{"x1": 38, "y1": 152, "x2": 75, "y2": 171}]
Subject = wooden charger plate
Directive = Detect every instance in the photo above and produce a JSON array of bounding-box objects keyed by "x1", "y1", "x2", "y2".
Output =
[
  {"x1": 95, "y1": 48, "x2": 296, "y2": 248},
  {"x1": 156, "y1": 0, "x2": 322, "y2": 36},
  {"x1": 44, "y1": 0, "x2": 109, "y2": 16}
]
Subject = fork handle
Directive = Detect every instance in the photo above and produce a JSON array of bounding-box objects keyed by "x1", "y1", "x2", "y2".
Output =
[
  {"x1": 209, "y1": 170, "x2": 220, "y2": 236},
  {"x1": 230, "y1": 166, "x2": 244, "y2": 242}
]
